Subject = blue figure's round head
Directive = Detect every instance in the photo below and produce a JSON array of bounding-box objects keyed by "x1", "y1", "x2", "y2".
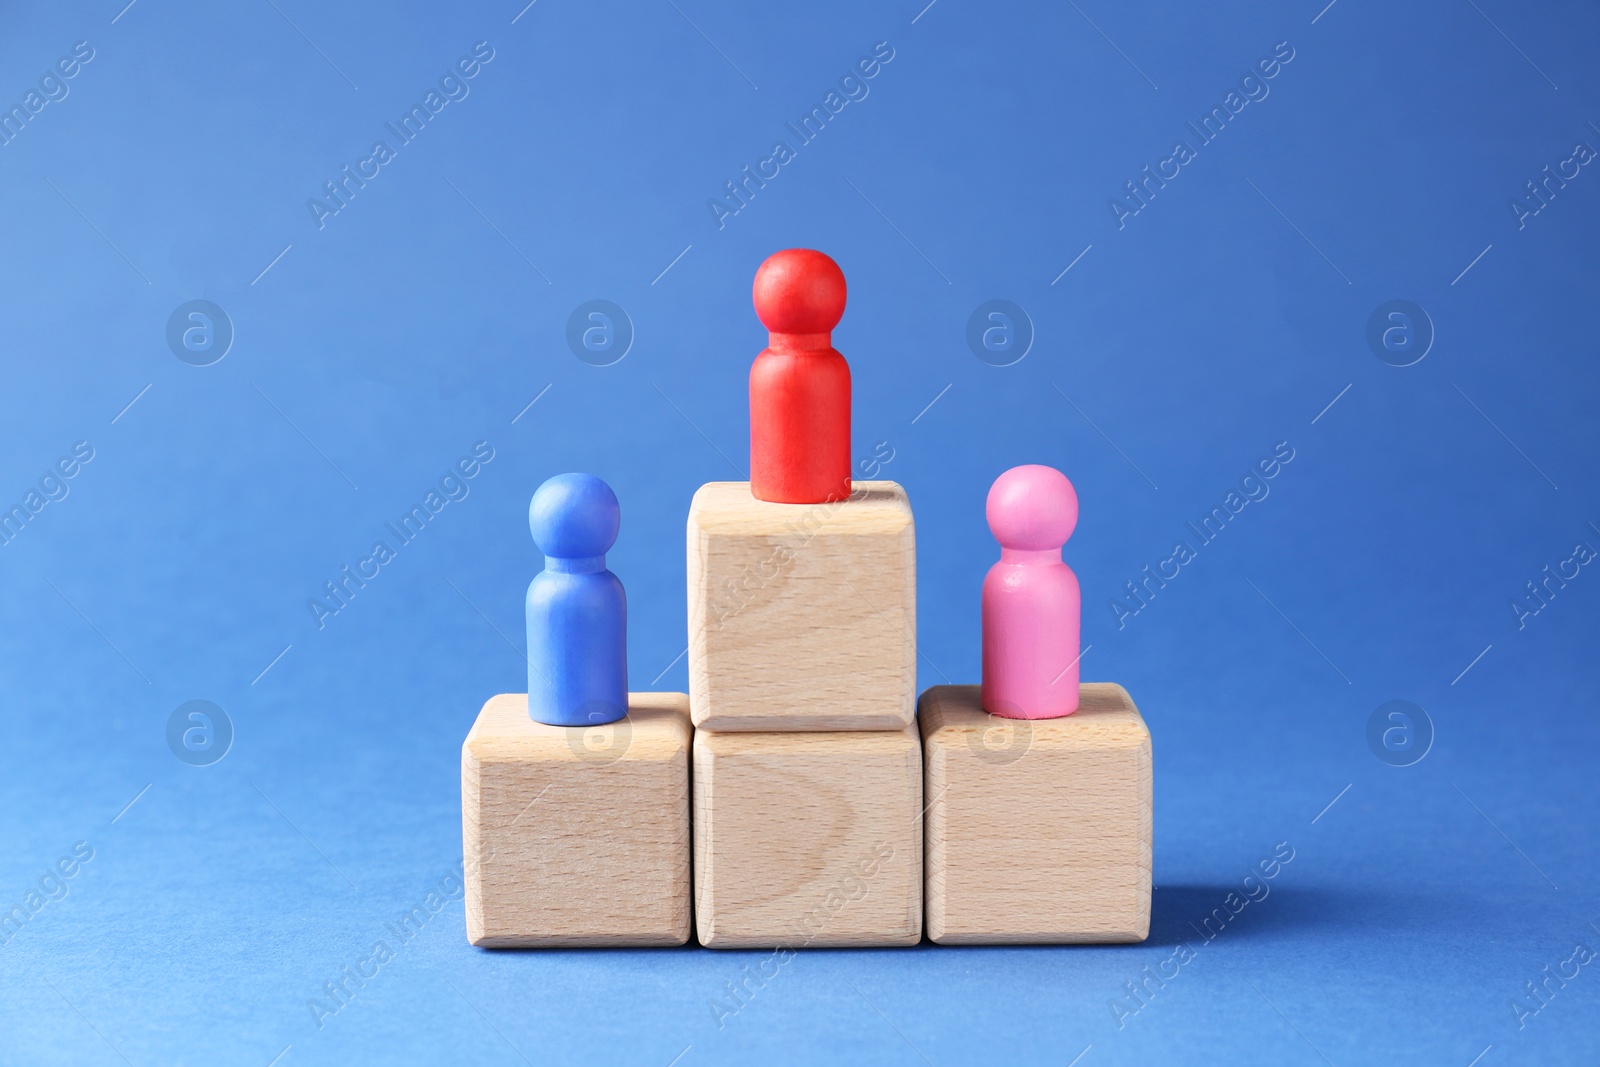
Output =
[{"x1": 529, "y1": 473, "x2": 620, "y2": 559}]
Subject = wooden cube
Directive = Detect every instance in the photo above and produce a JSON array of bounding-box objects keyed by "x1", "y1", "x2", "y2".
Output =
[
  {"x1": 919, "y1": 684, "x2": 1152, "y2": 944},
  {"x1": 461, "y1": 692, "x2": 691, "y2": 947},
  {"x1": 687, "y1": 480, "x2": 915, "y2": 732},
  {"x1": 693, "y1": 724, "x2": 922, "y2": 948}
]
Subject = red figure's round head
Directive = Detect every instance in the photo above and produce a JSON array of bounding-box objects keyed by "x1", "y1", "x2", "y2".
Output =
[
  {"x1": 986, "y1": 465, "x2": 1078, "y2": 551},
  {"x1": 752, "y1": 249, "x2": 847, "y2": 335}
]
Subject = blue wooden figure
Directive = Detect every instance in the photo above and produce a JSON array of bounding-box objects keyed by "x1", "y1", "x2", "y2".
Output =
[{"x1": 526, "y1": 473, "x2": 628, "y2": 726}]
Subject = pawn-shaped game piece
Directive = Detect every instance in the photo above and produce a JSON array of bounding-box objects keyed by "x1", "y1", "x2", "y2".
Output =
[
  {"x1": 981, "y1": 464, "x2": 1081, "y2": 719},
  {"x1": 749, "y1": 249, "x2": 851, "y2": 504},
  {"x1": 526, "y1": 473, "x2": 627, "y2": 726}
]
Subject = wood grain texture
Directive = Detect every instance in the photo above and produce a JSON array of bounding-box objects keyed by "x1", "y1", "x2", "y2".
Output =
[
  {"x1": 693, "y1": 724, "x2": 922, "y2": 948},
  {"x1": 920, "y1": 683, "x2": 1152, "y2": 945},
  {"x1": 687, "y1": 480, "x2": 915, "y2": 732},
  {"x1": 462, "y1": 692, "x2": 691, "y2": 947}
]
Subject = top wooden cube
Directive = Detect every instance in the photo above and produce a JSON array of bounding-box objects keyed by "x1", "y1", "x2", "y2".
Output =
[{"x1": 687, "y1": 480, "x2": 916, "y2": 731}]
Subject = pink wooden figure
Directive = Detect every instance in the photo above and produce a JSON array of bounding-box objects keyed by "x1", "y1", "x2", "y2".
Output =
[{"x1": 981, "y1": 464, "x2": 1081, "y2": 719}]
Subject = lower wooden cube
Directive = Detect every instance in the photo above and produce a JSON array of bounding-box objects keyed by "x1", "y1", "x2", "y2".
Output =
[
  {"x1": 693, "y1": 724, "x2": 922, "y2": 948},
  {"x1": 462, "y1": 692, "x2": 691, "y2": 947},
  {"x1": 920, "y1": 684, "x2": 1152, "y2": 945}
]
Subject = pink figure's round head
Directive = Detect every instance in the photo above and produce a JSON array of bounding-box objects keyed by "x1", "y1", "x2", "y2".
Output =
[
  {"x1": 752, "y1": 249, "x2": 847, "y2": 335},
  {"x1": 986, "y1": 464, "x2": 1078, "y2": 550}
]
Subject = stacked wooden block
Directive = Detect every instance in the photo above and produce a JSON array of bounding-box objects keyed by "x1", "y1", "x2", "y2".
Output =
[
  {"x1": 919, "y1": 683, "x2": 1151, "y2": 943},
  {"x1": 462, "y1": 691, "x2": 692, "y2": 946},
  {"x1": 688, "y1": 480, "x2": 922, "y2": 948}
]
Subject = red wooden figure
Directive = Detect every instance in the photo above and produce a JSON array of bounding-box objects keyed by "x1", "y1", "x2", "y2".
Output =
[{"x1": 749, "y1": 249, "x2": 851, "y2": 504}]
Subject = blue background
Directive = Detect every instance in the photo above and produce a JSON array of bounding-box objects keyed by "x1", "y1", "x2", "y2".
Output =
[{"x1": 1, "y1": 0, "x2": 1597, "y2": 1063}]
